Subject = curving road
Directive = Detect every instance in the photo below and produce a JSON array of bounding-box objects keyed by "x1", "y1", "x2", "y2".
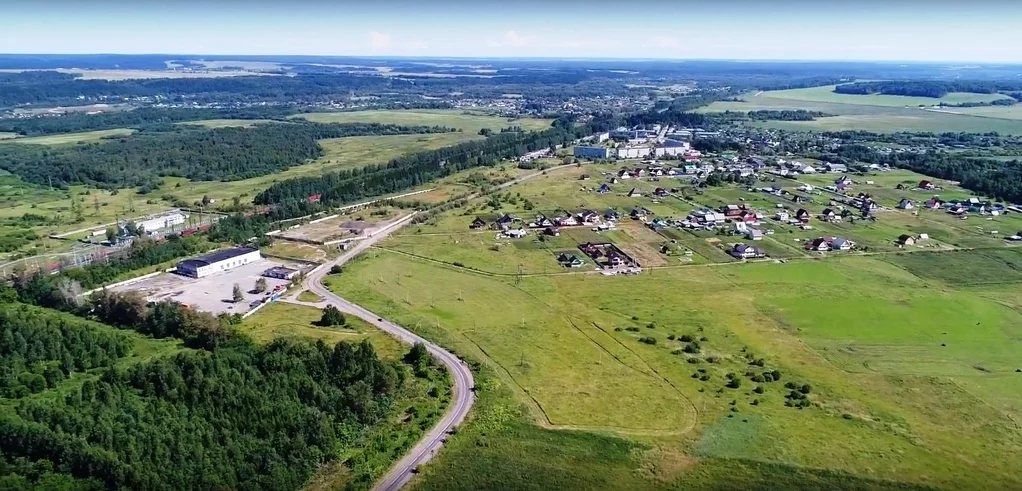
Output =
[{"x1": 298, "y1": 164, "x2": 575, "y2": 491}]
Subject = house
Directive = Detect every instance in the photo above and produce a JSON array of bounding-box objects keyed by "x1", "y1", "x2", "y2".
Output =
[
  {"x1": 733, "y1": 221, "x2": 749, "y2": 233},
  {"x1": 791, "y1": 195, "x2": 808, "y2": 204},
  {"x1": 579, "y1": 210, "x2": 601, "y2": 224},
  {"x1": 604, "y1": 209, "x2": 620, "y2": 221},
  {"x1": 654, "y1": 187, "x2": 668, "y2": 197},
  {"x1": 731, "y1": 243, "x2": 766, "y2": 259},
  {"x1": 746, "y1": 229, "x2": 764, "y2": 241},
  {"x1": 555, "y1": 214, "x2": 579, "y2": 227},
  {"x1": 579, "y1": 174, "x2": 592, "y2": 181},
  {"x1": 795, "y1": 209, "x2": 811, "y2": 223},
  {"x1": 628, "y1": 188, "x2": 643, "y2": 198},
  {"x1": 495, "y1": 213, "x2": 517, "y2": 230},
  {"x1": 800, "y1": 165, "x2": 817, "y2": 174},
  {"x1": 775, "y1": 211, "x2": 790, "y2": 221},
  {"x1": 806, "y1": 237, "x2": 832, "y2": 252},
  {"x1": 720, "y1": 204, "x2": 748, "y2": 218},
  {"x1": 617, "y1": 169, "x2": 632, "y2": 180},
  {"x1": 504, "y1": 228, "x2": 528, "y2": 239},
  {"x1": 835, "y1": 175, "x2": 854, "y2": 190},
  {"x1": 819, "y1": 208, "x2": 836, "y2": 220},
  {"x1": 897, "y1": 198, "x2": 915, "y2": 210},
  {"x1": 797, "y1": 184, "x2": 814, "y2": 192},
  {"x1": 470, "y1": 217, "x2": 487, "y2": 229},
  {"x1": 650, "y1": 217, "x2": 668, "y2": 230},
  {"x1": 832, "y1": 237, "x2": 855, "y2": 250},
  {"x1": 557, "y1": 253, "x2": 584, "y2": 268},
  {"x1": 919, "y1": 180, "x2": 935, "y2": 190},
  {"x1": 597, "y1": 183, "x2": 611, "y2": 194},
  {"x1": 947, "y1": 205, "x2": 967, "y2": 215},
  {"x1": 898, "y1": 234, "x2": 916, "y2": 246},
  {"x1": 263, "y1": 266, "x2": 300, "y2": 280},
  {"x1": 737, "y1": 210, "x2": 758, "y2": 224},
  {"x1": 543, "y1": 227, "x2": 560, "y2": 237},
  {"x1": 531, "y1": 215, "x2": 554, "y2": 228},
  {"x1": 925, "y1": 197, "x2": 943, "y2": 209},
  {"x1": 826, "y1": 163, "x2": 848, "y2": 173}
]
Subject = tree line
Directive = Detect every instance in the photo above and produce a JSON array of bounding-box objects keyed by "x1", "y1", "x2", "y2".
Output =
[
  {"x1": 0, "y1": 121, "x2": 455, "y2": 190},
  {"x1": 834, "y1": 80, "x2": 1022, "y2": 99},
  {"x1": 0, "y1": 107, "x2": 300, "y2": 136},
  {"x1": 252, "y1": 115, "x2": 619, "y2": 211}
]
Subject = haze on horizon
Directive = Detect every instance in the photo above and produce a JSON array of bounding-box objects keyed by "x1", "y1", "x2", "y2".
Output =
[{"x1": 3, "y1": 0, "x2": 1022, "y2": 63}]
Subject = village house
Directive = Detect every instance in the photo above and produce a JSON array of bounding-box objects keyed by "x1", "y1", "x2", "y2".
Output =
[
  {"x1": 819, "y1": 208, "x2": 837, "y2": 221},
  {"x1": 795, "y1": 209, "x2": 811, "y2": 223},
  {"x1": 557, "y1": 253, "x2": 584, "y2": 268},
  {"x1": 720, "y1": 204, "x2": 747, "y2": 218},
  {"x1": 806, "y1": 237, "x2": 832, "y2": 252},
  {"x1": 495, "y1": 213, "x2": 518, "y2": 230},
  {"x1": 555, "y1": 214, "x2": 579, "y2": 227},
  {"x1": 737, "y1": 210, "x2": 758, "y2": 224},
  {"x1": 835, "y1": 175, "x2": 854, "y2": 191},
  {"x1": 924, "y1": 197, "x2": 943, "y2": 209},
  {"x1": 597, "y1": 183, "x2": 612, "y2": 194},
  {"x1": 731, "y1": 243, "x2": 766, "y2": 259},
  {"x1": 654, "y1": 187, "x2": 668, "y2": 197},
  {"x1": 919, "y1": 180, "x2": 935, "y2": 190},
  {"x1": 898, "y1": 234, "x2": 916, "y2": 246},
  {"x1": 604, "y1": 209, "x2": 620, "y2": 221},
  {"x1": 578, "y1": 210, "x2": 601, "y2": 225},
  {"x1": 470, "y1": 217, "x2": 487, "y2": 229},
  {"x1": 543, "y1": 226, "x2": 560, "y2": 237},
  {"x1": 530, "y1": 214, "x2": 554, "y2": 228},
  {"x1": 746, "y1": 229, "x2": 764, "y2": 241},
  {"x1": 826, "y1": 163, "x2": 848, "y2": 173},
  {"x1": 775, "y1": 211, "x2": 790, "y2": 221},
  {"x1": 800, "y1": 165, "x2": 817, "y2": 174},
  {"x1": 897, "y1": 198, "x2": 915, "y2": 210},
  {"x1": 832, "y1": 237, "x2": 855, "y2": 250},
  {"x1": 628, "y1": 188, "x2": 643, "y2": 198},
  {"x1": 503, "y1": 228, "x2": 528, "y2": 239}
]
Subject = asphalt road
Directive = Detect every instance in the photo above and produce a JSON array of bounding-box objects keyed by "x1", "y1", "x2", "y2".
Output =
[{"x1": 297, "y1": 164, "x2": 576, "y2": 490}]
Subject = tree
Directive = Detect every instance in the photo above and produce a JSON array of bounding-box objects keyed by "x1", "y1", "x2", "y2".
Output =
[
  {"x1": 105, "y1": 226, "x2": 117, "y2": 243},
  {"x1": 254, "y1": 277, "x2": 267, "y2": 293},
  {"x1": 232, "y1": 284, "x2": 244, "y2": 303},
  {"x1": 319, "y1": 305, "x2": 346, "y2": 327},
  {"x1": 53, "y1": 277, "x2": 83, "y2": 309},
  {"x1": 329, "y1": 265, "x2": 343, "y2": 274}
]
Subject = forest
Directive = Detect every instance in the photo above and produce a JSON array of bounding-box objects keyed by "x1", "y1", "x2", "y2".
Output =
[
  {"x1": 0, "y1": 121, "x2": 455, "y2": 189},
  {"x1": 833, "y1": 80, "x2": 1022, "y2": 99},
  {"x1": 0, "y1": 302, "x2": 407, "y2": 490}
]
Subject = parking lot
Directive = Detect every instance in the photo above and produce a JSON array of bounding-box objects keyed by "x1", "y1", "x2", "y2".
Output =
[{"x1": 110, "y1": 259, "x2": 303, "y2": 316}]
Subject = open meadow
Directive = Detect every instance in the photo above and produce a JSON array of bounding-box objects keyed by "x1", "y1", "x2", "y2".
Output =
[
  {"x1": 1, "y1": 128, "x2": 135, "y2": 145},
  {"x1": 296, "y1": 109, "x2": 552, "y2": 133},
  {"x1": 322, "y1": 161, "x2": 1022, "y2": 491},
  {"x1": 696, "y1": 87, "x2": 1022, "y2": 134}
]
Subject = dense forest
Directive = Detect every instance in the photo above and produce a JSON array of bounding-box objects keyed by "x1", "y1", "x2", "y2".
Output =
[
  {"x1": 0, "y1": 304, "x2": 132, "y2": 399},
  {"x1": 833, "y1": 80, "x2": 1022, "y2": 99},
  {"x1": 253, "y1": 115, "x2": 619, "y2": 212},
  {"x1": 0, "y1": 121, "x2": 455, "y2": 189},
  {"x1": 0, "y1": 302, "x2": 406, "y2": 490},
  {"x1": 0, "y1": 107, "x2": 300, "y2": 136}
]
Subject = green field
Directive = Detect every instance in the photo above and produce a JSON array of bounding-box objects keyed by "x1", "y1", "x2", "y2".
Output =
[
  {"x1": 697, "y1": 87, "x2": 1022, "y2": 134},
  {"x1": 2, "y1": 128, "x2": 136, "y2": 145},
  {"x1": 766, "y1": 85, "x2": 1013, "y2": 107},
  {"x1": 175, "y1": 118, "x2": 275, "y2": 128},
  {"x1": 0, "y1": 132, "x2": 17, "y2": 140},
  {"x1": 297, "y1": 109, "x2": 552, "y2": 134},
  {"x1": 318, "y1": 163, "x2": 1022, "y2": 490}
]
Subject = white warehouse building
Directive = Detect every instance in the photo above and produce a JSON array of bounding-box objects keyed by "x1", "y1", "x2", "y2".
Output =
[
  {"x1": 136, "y1": 212, "x2": 187, "y2": 234},
  {"x1": 176, "y1": 247, "x2": 262, "y2": 279}
]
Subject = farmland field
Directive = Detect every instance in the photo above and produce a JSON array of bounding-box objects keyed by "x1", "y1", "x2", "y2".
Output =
[
  {"x1": 297, "y1": 109, "x2": 553, "y2": 134},
  {"x1": 320, "y1": 162, "x2": 1022, "y2": 491},
  {"x1": 696, "y1": 88, "x2": 1022, "y2": 134},
  {"x1": 175, "y1": 118, "x2": 275, "y2": 128},
  {"x1": 1, "y1": 128, "x2": 135, "y2": 145}
]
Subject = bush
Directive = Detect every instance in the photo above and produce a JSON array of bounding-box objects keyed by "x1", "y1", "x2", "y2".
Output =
[
  {"x1": 726, "y1": 378, "x2": 742, "y2": 389},
  {"x1": 667, "y1": 334, "x2": 675, "y2": 340},
  {"x1": 699, "y1": 374, "x2": 710, "y2": 381},
  {"x1": 771, "y1": 370, "x2": 782, "y2": 381},
  {"x1": 625, "y1": 327, "x2": 640, "y2": 332},
  {"x1": 753, "y1": 386, "x2": 765, "y2": 394},
  {"x1": 682, "y1": 342, "x2": 701, "y2": 354},
  {"x1": 329, "y1": 265, "x2": 343, "y2": 274},
  {"x1": 686, "y1": 357, "x2": 701, "y2": 364},
  {"x1": 762, "y1": 372, "x2": 775, "y2": 383},
  {"x1": 646, "y1": 322, "x2": 657, "y2": 329},
  {"x1": 751, "y1": 375, "x2": 765, "y2": 383},
  {"x1": 749, "y1": 358, "x2": 765, "y2": 367},
  {"x1": 799, "y1": 384, "x2": 812, "y2": 394},
  {"x1": 706, "y1": 356, "x2": 719, "y2": 364},
  {"x1": 638, "y1": 336, "x2": 657, "y2": 345},
  {"x1": 784, "y1": 381, "x2": 797, "y2": 390},
  {"x1": 319, "y1": 305, "x2": 347, "y2": 327},
  {"x1": 679, "y1": 334, "x2": 694, "y2": 342},
  {"x1": 750, "y1": 399, "x2": 759, "y2": 406}
]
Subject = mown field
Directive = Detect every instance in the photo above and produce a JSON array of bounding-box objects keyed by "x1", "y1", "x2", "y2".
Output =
[
  {"x1": 697, "y1": 87, "x2": 1022, "y2": 134},
  {"x1": 323, "y1": 161, "x2": 1022, "y2": 490},
  {"x1": 296, "y1": 109, "x2": 552, "y2": 134},
  {"x1": 1, "y1": 127, "x2": 136, "y2": 145}
]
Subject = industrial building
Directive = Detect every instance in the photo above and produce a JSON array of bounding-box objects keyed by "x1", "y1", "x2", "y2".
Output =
[
  {"x1": 262, "y1": 266, "x2": 300, "y2": 280},
  {"x1": 176, "y1": 247, "x2": 262, "y2": 279},
  {"x1": 616, "y1": 146, "x2": 651, "y2": 159},
  {"x1": 574, "y1": 146, "x2": 612, "y2": 159},
  {"x1": 135, "y1": 212, "x2": 187, "y2": 235}
]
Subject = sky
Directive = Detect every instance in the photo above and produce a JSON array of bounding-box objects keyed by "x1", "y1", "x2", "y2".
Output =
[{"x1": 3, "y1": 0, "x2": 1022, "y2": 62}]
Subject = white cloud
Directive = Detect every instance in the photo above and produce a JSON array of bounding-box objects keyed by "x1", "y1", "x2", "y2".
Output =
[
  {"x1": 368, "y1": 31, "x2": 391, "y2": 50},
  {"x1": 645, "y1": 36, "x2": 681, "y2": 49},
  {"x1": 487, "y1": 30, "x2": 530, "y2": 48}
]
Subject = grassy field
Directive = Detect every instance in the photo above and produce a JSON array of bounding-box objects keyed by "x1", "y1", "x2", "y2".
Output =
[
  {"x1": 2, "y1": 128, "x2": 135, "y2": 145},
  {"x1": 297, "y1": 109, "x2": 553, "y2": 134},
  {"x1": 697, "y1": 88, "x2": 1022, "y2": 134},
  {"x1": 766, "y1": 85, "x2": 1014, "y2": 107},
  {"x1": 317, "y1": 162, "x2": 1022, "y2": 490},
  {"x1": 0, "y1": 132, "x2": 17, "y2": 140}
]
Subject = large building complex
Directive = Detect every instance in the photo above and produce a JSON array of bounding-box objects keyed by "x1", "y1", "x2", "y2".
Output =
[
  {"x1": 176, "y1": 247, "x2": 262, "y2": 279},
  {"x1": 574, "y1": 146, "x2": 613, "y2": 159},
  {"x1": 135, "y1": 212, "x2": 187, "y2": 235}
]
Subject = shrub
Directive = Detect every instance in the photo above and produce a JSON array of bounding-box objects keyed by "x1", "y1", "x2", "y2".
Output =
[
  {"x1": 319, "y1": 305, "x2": 347, "y2": 327},
  {"x1": 699, "y1": 374, "x2": 710, "y2": 381},
  {"x1": 679, "y1": 334, "x2": 694, "y2": 342},
  {"x1": 751, "y1": 399, "x2": 760, "y2": 406},
  {"x1": 706, "y1": 356, "x2": 719, "y2": 364},
  {"x1": 762, "y1": 372, "x2": 775, "y2": 383},
  {"x1": 646, "y1": 322, "x2": 657, "y2": 329},
  {"x1": 770, "y1": 370, "x2": 782, "y2": 381},
  {"x1": 631, "y1": 316, "x2": 639, "y2": 321},
  {"x1": 625, "y1": 327, "x2": 640, "y2": 332},
  {"x1": 691, "y1": 372, "x2": 700, "y2": 379},
  {"x1": 751, "y1": 375, "x2": 765, "y2": 383},
  {"x1": 753, "y1": 386, "x2": 765, "y2": 394},
  {"x1": 784, "y1": 381, "x2": 797, "y2": 390},
  {"x1": 329, "y1": 265, "x2": 343, "y2": 274},
  {"x1": 686, "y1": 357, "x2": 701, "y2": 364},
  {"x1": 749, "y1": 358, "x2": 765, "y2": 367},
  {"x1": 799, "y1": 384, "x2": 812, "y2": 394},
  {"x1": 667, "y1": 334, "x2": 676, "y2": 340},
  {"x1": 699, "y1": 336, "x2": 708, "y2": 342},
  {"x1": 682, "y1": 342, "x2": 701, "y2": 354},
  {"x1": 726, "y1": 378, "x2": 742, "y2": 389},
  {"x1": 638, "y1": 336, "x2": 657, "y2": 345}
]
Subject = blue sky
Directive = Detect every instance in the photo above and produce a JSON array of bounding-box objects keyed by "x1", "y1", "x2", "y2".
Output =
[{"x1": 3, "y1": 1, "x2": 1021, "y2": 62}]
